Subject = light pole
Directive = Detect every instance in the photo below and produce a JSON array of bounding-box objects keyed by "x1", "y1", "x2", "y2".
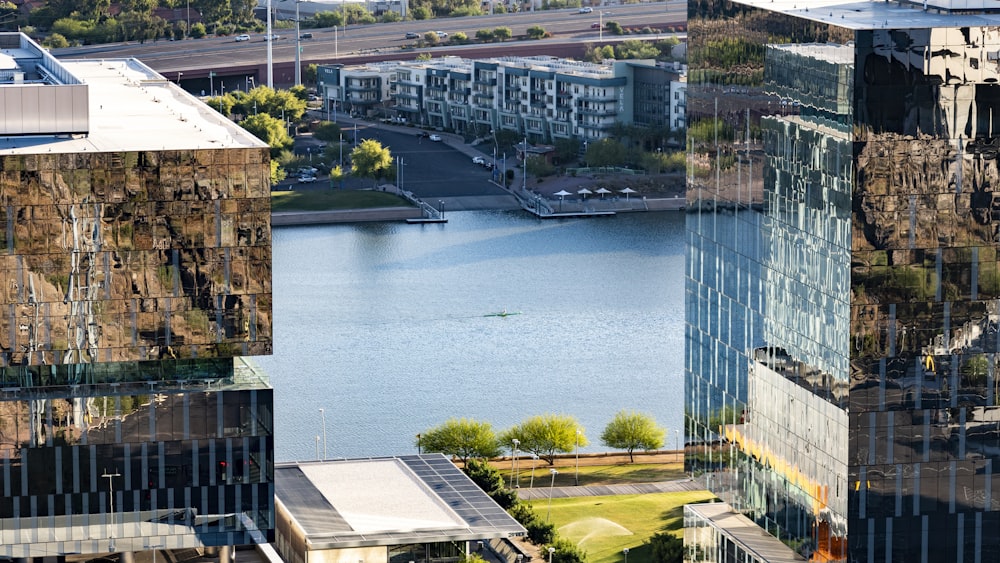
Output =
[
  {"x1": 622, "y1": 548, "x2": 629, "y2": 563},
  {"x1": 294, "y1": 0, "x2": 302, "y2": 86},
  {"x1": 512, "y1": 438, "x2": 521, "y2": 488},
  {"x1": 102, "y1": 469, "x2": 121, "y2": 551},
  {"x1": 176, "y1": 71, "x2": 183, "y2": 85},
  {"x1": 547, "y1": 468, "x2": 558, "y2": 521},
  {"x1": 438, "y1": 200, "x2": 444, "y2": 219},
  {"x1": 146, "y1": 543, "x2": 164, "y2": 563},
  {"x1": 547, "y1": 547, "x2": 555, "y2": 563},
  {"x1": 185, "y1": 0, "x2": 190, "y2": 35},
  {"x1": 599, "y1": 12, "x2": 606, "y2": 41},
  {"x1": 574, "y1": 430, "x2": 580, "y2": 486},
  {"x1": 417, "y1": 433, "x2": 422, "y2": 454},
  {"x1": 266, "y1": 0, "x2": 274, "y2": 88},
  {"x1": 674, "y1": 429, "x2": 680, "y2": 462},
  {"x1": 319, "y1": 408, "x2": 327, "y2": 460}
]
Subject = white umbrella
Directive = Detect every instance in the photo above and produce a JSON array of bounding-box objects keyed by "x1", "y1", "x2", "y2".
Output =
[
  {"x1": 620, "y1": 187, "x2": 637, "y2": 200},
  {"x1": 577, "y1": 187, "x2": 593, "y2": 199},
  {"x1": 553, "y1": 190, "x2": 571, "y2": 212},
  {"x1": 595, "y1": 187, "x2": 611, "y2": 199}
]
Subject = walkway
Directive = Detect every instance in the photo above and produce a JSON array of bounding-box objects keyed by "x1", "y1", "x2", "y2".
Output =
[{"x1": 515, "y1": 477, "x2": 701, "y2": 500}]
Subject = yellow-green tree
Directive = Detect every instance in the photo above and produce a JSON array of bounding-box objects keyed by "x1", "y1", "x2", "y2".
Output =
[
  {"x1": 500, "y1": 414, "x2": 587, "y2": 465},
  {"x1": 349, "y1": 139, "x2": 392, "y2": 187},
  {"x1": 600, "y1": 410, "x2": 665, "y2": 463}
]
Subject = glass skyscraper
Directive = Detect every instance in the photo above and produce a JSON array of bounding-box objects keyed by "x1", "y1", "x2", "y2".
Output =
[
  {"x1": 685, "y1": 1, "x2": 1000, "y2": 561},
  {"x1": 0, "y1": 33, "x2": 274, "y2": 559}
]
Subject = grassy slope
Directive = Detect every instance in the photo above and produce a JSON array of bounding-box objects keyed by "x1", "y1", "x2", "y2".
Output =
[{"x1": 527, "y1": 491, "x2": 717, "y2": 563}]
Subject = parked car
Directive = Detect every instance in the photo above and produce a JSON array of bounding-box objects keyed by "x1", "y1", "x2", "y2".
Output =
[
  {"x1": 472, "y1": 156, "x2": 486, "y2": 165},
  {"x1": 235, "y1": 34, "x2": 251, "y2": 42},
  {"x1": 429, "y1": 134, "x2": 442, "y2": 142},
  {"x1": 405, "y1": 32, "x2": 420, "y2": 39},
  {"x1": 298, "y1": 166, "x2": 318, "y2": 176},
  {"x1": 298, "y1": 175, "x2": 317, "y2": 183},
  {"x1": 579, "y1": 6, "x2": 593, "y2": 13}
]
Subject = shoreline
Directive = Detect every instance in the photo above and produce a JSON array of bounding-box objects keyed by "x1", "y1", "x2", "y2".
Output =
[{"x1": 272, "y1": 195, "x2": 686, "y2": 226}]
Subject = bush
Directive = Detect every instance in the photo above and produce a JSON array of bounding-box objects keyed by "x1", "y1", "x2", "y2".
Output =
[
  {"x1": 648, "y1": 532, "x2": 683, "y2": 563},
  {"x1": 42, "y1": 33, "x2": 69, "y2": 49},
  {"x1": 527, "y1": 519, "x2": 556, "y2": 544},
  {"x1": 548, "y1": 538, "x2": 586, "y2": 563}
]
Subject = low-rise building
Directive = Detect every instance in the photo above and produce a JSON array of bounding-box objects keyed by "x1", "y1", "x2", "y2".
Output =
[{"x1": 318, "y1": 56, "x2": 686, "y2": 143}]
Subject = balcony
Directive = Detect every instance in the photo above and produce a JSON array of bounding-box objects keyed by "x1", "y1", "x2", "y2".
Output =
[
  {"x1": 579, "y1": 93, "x2": 617, "y2": 102},
  {"x1": 475, "y1": 77, "x2": 498, "y2": 86},
  {"x1": 576, "y1": 107, "x2": 617, "y2": 116}
]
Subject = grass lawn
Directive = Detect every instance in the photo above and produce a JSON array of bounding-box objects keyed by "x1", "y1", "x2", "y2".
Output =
[
  {"x1": 496, "y1": 462, "x2": 686, "y2": 488},
  {"x1": 271, "y1": 190, "x2": 413, "y2": 212},
  {"x1": 526, "y1": 492, "x2": 717, "y2": 563}
]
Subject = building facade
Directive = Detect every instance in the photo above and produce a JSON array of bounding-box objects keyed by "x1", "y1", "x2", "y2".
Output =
[
  {"x1": 318, "y1": 56, "x2": 686, "y2": 143},
  {"x1": 685, "y1": 1, "x2": 1000, "y2": 561},
  {"x1": 0, "y1": 33, "x2": 274, "y2": 559}
]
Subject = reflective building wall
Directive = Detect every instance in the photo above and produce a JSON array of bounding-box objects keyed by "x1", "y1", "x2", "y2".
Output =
[
  {"x1": 0, "y1": 146, "x2": 275, "y2": 557},
  {"x1": 685, "y1": 2, "x2": 1000, "y2": 561}
]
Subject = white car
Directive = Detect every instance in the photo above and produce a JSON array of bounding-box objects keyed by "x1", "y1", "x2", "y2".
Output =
[
  {"x1": 435, "y1": 31, "x2": 449, "y2": 39},
  {"x1": 429, "y1": 134, "x2": 442, "y2": 142},
  {"x1": 579, "y1": 6, "x2": 593, "y2": 13},
  {"x1": 235, "y1": 34, "x2": 251, "y2": 42},
  {"x1": 265, "y1": 34, "x2": 281, "y2": 41},
  {"x1": 472, "y1": 156, "x2": 486, "y2": 165},
  {"x1": 298, "y1": 175, "x2": 317, "y2": 183}
]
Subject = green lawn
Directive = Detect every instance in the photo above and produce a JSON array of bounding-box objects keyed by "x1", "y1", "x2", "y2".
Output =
[
  {"x1": 497, "y1": 462, "x2": 686, "y2": 488},
  {"x1": 271, "y1": 189, "x2": 413, "y2": 211},
  {"x1": 526, "y1": 492, "x2": 717, "y2": 563}
]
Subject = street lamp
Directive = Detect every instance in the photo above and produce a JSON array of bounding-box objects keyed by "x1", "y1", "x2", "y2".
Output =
[
  {"x1": 266, "y1": 0, "x2": 274, "y2": 88},
  {"x1": 294, "y1": 0, "x2": 303, "y2": 86},
  {"x1": 623, "y1": 548, "x2": 629, "y2": 563},
  {"x1": 510, "y1": 438, "x2": 520, "y2": 488},
  {"x1": 599, "y1": 11, "x2": 607, "y2": 41},
  {"x1": 674, "y1": 429, "x2": 680, "y2": 462},
  {"x1": 417, "y1": 433, "x2": 422, "y2": 454},
  {"x1": 102, "y1": 469, "x2": 121, "y2": 552},
  {"x1": 547, "y1": 547, "x2": 555, "y2": 563},
  {"x1": 315, "y1": 435, "x2": 320, "y2": 460},
  {"x1": 547, "y1": 468, "x2": 558, "y2": 521},
  {"x1": 575, "y1": 430, "x2": 581, "y2": 486},
  {"x1": 176, "y1": 71, "x2": 183, "y2": 85},
  {"x1": 438, "y1": 200, "x2": 444, "y2": 219},
  {"x1": 319, "y1": 408, "x2": 327, "y2": 460}
]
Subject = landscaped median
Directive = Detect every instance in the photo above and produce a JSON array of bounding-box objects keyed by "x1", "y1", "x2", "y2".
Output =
[{"x1": 271, "y1": 189, "x2": 420, "y2": 225}]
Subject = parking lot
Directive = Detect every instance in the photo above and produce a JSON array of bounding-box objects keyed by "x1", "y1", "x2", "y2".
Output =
[{"x1": 281, "y1": 120, "x2": 513, "y2": 201}]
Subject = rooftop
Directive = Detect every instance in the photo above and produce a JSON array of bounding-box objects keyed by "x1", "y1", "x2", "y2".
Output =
[
  {"x1": 735, "y1": 0, "x2": 1000, "y2": 28},
  {"x1": 0, "y1": 32, "x2": 265, "y2": 155},
  {"x1": 275, "y1": 454, "x2": 526, "y2": 550}
]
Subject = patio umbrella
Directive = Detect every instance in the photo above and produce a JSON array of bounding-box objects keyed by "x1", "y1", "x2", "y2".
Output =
[
  {"x1": 596, "y1": 187, "x2": 612, "y2": 199},
  {"x1": 577, "y1": 187, "x2": 593, "y2": 199},
  {"x1": 553, "y1": 190, "x2": 572, "y2": 212},
  {"x1": 620, "y1": 187, "x2": 637, "y2": 200}
]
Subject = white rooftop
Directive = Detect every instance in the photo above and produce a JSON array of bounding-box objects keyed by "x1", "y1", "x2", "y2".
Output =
[
  {"x1": 735, "y1": 0, "x2": 1000, "y2": 29},
  {"x1": 0, "y1": 57, "x2": 266, "y2": 155}
]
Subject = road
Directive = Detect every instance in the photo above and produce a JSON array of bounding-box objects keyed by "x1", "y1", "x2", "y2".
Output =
[{"x1": 53, "y1": 2, "x2": 685, "y2": 84}]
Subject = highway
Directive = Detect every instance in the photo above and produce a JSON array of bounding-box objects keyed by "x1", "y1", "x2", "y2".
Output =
[{"x1": 53, "y1": 1, "x2": 685, "y2": 86}]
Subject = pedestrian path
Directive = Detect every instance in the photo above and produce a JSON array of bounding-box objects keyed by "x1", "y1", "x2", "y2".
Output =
[{"x1": 515, "y1": 478, "x2": 701, "y2": 500}]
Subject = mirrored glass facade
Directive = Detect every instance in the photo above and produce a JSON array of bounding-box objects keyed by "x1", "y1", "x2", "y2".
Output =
[
  {"x1": 0, "y1": 146, "x2": 275, "y2": 558},
  {"x1": 685, "y1": 2, "x2": 1000, "y2": 561}
]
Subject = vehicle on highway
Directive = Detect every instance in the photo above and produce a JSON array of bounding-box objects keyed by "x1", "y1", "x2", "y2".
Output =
[
  {"x1": 405, "y1": 32, "x2": 420, "y2": 39},
  {"x1": 434, "y1": 31, "x2": 449, "y2": 39},
  {"x1": 591, "y1": 22, "x2": 602, "y2": 29},
  {"x1": 298, "y1": 175, "x2": 317, "y2": 183},
  {"x1": 472, "y1": 156, "x2": 486, "y2": 165},
  {"x1": 579, "y1": 6, "x2": 593, "y2": 13},
  {"x1": 235, "y1": 34, "x2": 251, "y2": 42},
  {"x1": 429, "y1": 134, "x2": 442, "y2": 142},
  {"x1": 417, "y1": 131, "x2": 430, "y2": 138},
  {"x1": 265, "y1": 34, "x2": 281, "y2": 41},
  {"x1": 300, "y1": 32, "x2": 313, "y2": 39}
]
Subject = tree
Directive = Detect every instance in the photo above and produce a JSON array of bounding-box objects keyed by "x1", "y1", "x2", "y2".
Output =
[
  {"x1": 526, "y1": 25, "x2": 547, "y2": 39},
  {"x1": 493, "y1": 26, "x2": 512, "y2": 41},
  {"x1": 350, "y1": 139, "x2": 393, "y2": 187},
  {"x1": 451, "y1": 31, "x2": 467, "y2": 43},
  {"x1": 42, "y1": 33, "x2": 69, "y2": 49},
  {"x1": 381, "y1": 10, "x2": 401, "y2": 22},
  {"x1": 500, "y1": 414, "x2": 586, "y2": 465},
  {"x1": 239, "y1": 113, "x2": 293, "y2": 155},
  {"x1": 423, "y1": 30, "x2": 439, "y2": 44},
  {"x1": 313, "y1": 121, "x2": 342, "y2": 143},
  {"x1": 601, "y1": 410, "x2": 665, "y2": 462},
  {"x1": 418, "y1": 418, "x2": 503, "y2": 464},
  {"x1": 547, "y1": 538, "x2": 587, "y2": 563},
  {"x1": 411, "y1": 6, "x2": 433, "y2": 19},
  {"x1": 648, "y1": 532, "x2": 683, "y2": 563},
  {"x1": 584, "y1": 138, "x2": 627, "y2": 167},
  {"x1": 476, "y1": 28, "x2": 494, "y2": 42},
  {"x1": 313, "y1": 10, "x2": 345, "y2": 27},
  {"x1": 463, "y1": 458, "x2": 518, "y2": 509}
]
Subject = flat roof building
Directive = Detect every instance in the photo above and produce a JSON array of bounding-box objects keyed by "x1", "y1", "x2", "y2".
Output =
[
  {"x1": 0, "y1": 32, "x2": 274, "y2": 560},
  {"x1": 274, "y1": 455, "x2": 526, "y2": 563},
  {"x1": 686, "y1": 0, "x2": 1000, "y2": 561}
]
